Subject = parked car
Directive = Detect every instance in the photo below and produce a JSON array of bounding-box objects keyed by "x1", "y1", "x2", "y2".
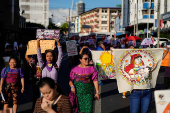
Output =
[{"x1": 153, "y1": 38, "x2": 170, "y2": 46}]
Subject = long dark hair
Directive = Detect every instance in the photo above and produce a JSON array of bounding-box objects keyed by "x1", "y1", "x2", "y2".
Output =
[
  {"x1": 38, "y1": 77, "x2": 63, "y2": 94},
  {"x1": 42, "y1": 49, "x2": 57, "y2": 67},
  {"x1": 79, "y1": 52, "x2": 90, "y2": 60}
]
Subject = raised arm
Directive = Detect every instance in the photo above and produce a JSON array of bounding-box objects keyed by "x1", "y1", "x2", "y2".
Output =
[
  {"x1": 37, "y1": 38, "x2": 44, "y2": 67},
  {"x1": 79, "y1": 46, "x2": 88, "y2": 54},
  {"x1": 53, "y1": 38, "x2": 63, "y2": 68},
  {"x1": 162, "y1": 47, "x2": 169, "y2": 60},
  {"x1": 25, "y1": 45, "x2": 32, "y2": 63}
]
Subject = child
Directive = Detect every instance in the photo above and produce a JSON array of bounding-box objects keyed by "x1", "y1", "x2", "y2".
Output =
[{"x1": 0, "y1": 56, "x2": 24, "y2": 113}]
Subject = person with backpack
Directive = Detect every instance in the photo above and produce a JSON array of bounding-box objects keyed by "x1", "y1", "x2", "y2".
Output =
[
  {"x1": 37, "y1": 38, "x2": 63, "y2": 83},
  {"x1": 0, "y1": 56, "x2": 24, "y2": 113}
]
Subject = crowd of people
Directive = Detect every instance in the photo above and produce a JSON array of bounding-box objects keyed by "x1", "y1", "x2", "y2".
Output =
[{"x1": 0, "y1": 37, "x2": 169, "y2": 113}]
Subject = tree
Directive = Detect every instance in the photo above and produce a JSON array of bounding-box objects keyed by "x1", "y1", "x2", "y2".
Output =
[
  {"x1": 48, "y1": 21, "x2": 60, "y2": 29},
  {"x1": 60, "y1": 23, "x2": 69, "y2": 35},
  {"x1": 26, "y1": 22, "x2": 45, "y2": 29}
]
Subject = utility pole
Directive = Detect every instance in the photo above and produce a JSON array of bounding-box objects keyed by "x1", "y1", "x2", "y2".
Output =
[
  {"x1": 157, "y1": 0, "x2": 160, "y2": 48},
  {"x1": 134, "y1": 2, "x2": 136, "y2": 36},
  {"x1": 68, "y1": 9, "x2": 70, "y2": 39},
  {"x1": 147, "y1": 0, "x2": 151, "y2": 38},
  {"x1": 136, "y1": 0, "x2": 138, "y2": 36}
]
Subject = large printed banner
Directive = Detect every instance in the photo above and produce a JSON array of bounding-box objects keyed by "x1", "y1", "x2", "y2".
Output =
[
  {"x1": 112, "y1": 48, "x2": 163, "y2": 93},
  {"x1": 91, "y1": 51, "x2": 116, "y2": 79},
  {"x1": 66, "y1": 40, "x2": 78, "y2": 56},
  {"x1": 36, "y1": 29, "x2": 60, "y2": 39},
  {"x1": 26, "y1": 40, "x2": 55, "y2": 55}
]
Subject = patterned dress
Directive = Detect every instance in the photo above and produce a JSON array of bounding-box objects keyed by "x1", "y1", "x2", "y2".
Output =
[{"x1": 70, "y1": 66, "x2": 98, "y2": 113}]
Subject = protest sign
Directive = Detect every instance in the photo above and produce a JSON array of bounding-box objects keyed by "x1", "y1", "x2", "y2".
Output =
[
  {"x1": 88, "y1": 39, "x2": 95, "y2": 45},
  {"x1": 66, "y1": 40, "x2": 78, "y2": 56},
  {"x1": 154, "y1": 90, "x2": 170, "y2": 113},
  {"x1": 36, "y1": 29, "x2": 60, "y2": 39},
  {"x1": 112, "y1": 48, "x2": 163, "y2": 93},
  {"x1": 26, "y1": 40, "x2": 55, "y2": 55},
  {"x1": 91, "y1": 51, "x2": 116, "y2": 79},
  {"x1": 161, "y1": 50, "x2": 170, "y2": 67}
]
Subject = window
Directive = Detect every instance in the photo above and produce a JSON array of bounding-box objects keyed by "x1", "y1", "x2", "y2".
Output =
[
  {"x1": 151, "y1": 10, "x2": 154, "y2": 14},
  {"x1": 142, "y1": 10, "x2": 149, "y2": 14},
  {"x1": 21, "y1": 5, "x2": 30, "y2": 11},
  {"x1": 102, "y1": 9, "x2": 107, "y2": 13},
  {"x1": 21, "y1": 0, "x2": 30, "y2": 2},
  {"x1": 105, "y1": 28, "x2": 107, "y2": 30},
  {"x1": 23, "y1": 14, "x2": 30, "y2": 19},
  {"x1": 143, "y1": 0, "x2": 150, "y2": 2},
  {"x1": 102, "y1": 21, "x2": 107, "y2": 24}
]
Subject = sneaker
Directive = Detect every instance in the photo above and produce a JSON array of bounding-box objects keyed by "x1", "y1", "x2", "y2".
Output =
[{"x1": 122, "y1": 96, "x2": 126, "y2": 98}]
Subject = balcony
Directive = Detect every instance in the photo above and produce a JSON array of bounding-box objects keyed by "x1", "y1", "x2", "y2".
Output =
[
  {"x1": 143, "y1": 3, "x2": 154, "y2": 9},
  {"x1": 150, "y1": 15, "x2": 154, "y2": 19},
  {"x1": 143, "y1": 15, "x2": 149, "y2": 19},
  {"x1": 111, "y1": 13, "x2": 117, "y2": 16},
  {"x1": 101, "y1": 24, "x2": 108, "y2": 27}
]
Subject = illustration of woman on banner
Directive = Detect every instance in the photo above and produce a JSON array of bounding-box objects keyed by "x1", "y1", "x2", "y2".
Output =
[{"x1": 124, "y1": 54, "x2": 150, "y2": 82}]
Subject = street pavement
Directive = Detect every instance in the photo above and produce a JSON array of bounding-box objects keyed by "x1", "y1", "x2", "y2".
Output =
[{"x1": 0, "y1": 53, "x2": 167, "y2": 113}]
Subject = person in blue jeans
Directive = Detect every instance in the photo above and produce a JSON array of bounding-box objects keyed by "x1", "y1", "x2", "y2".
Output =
[{"x1": 130, "y1": 47, "x2": 169, "y2": 113}]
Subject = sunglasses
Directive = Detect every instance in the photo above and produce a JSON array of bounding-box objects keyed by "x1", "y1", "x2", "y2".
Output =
[{"x1": 82, "y1": 58, "x2": 90, "y2": 61}]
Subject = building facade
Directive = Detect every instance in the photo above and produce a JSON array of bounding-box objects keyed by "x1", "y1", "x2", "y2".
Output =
[
  {"x1": 75, "y1": 16, "x2": 81, "y2": 33},
  {"x1": 19, "y1": 0, "x2": 49, "y2": 28},
  {"x1": 76, "y1": 0, "x2": 85, "y2": 16},
  {"x1": 79, "y1": 7, "x2": 121, "y2": 36},
  {"x1": 122, "y1": 0, "x2": 165, "y2": 38},
  {"x1": 0, "y1": 0, "x2": 20, "y2": 52}
]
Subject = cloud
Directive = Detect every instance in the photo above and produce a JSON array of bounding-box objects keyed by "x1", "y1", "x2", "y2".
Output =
[{"x1": 49, "y1": 9, "x2": 77, "y2": 25}]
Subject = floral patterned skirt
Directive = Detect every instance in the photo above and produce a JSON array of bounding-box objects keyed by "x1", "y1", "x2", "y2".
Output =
[{"x1": 74, "y1": 81, "x2": 94, "y2": 113}]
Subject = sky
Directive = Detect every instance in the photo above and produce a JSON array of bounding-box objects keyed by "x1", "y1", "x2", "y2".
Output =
[{"x1": 49, "y1": 0, "x2": 122, "y2": 25}]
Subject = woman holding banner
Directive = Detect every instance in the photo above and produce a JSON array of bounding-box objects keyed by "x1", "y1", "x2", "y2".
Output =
[
  {"x1": 130, "y1": 47, "x2": 169, "y2": 113},
  {"x1": 69, "y1": 52, "x2": 99, "y2": 113},
  {"x1": 37, "y1": 38, "x2": 63, "y2": 83}
]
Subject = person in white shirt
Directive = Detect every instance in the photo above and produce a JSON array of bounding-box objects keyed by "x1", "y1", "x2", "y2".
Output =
[
  {"x1": 5, "y1": 40, "x2": 10, "y2": 49},
  {"x1": 13, "y1": 39, "x2": 18, "y2": 51}
]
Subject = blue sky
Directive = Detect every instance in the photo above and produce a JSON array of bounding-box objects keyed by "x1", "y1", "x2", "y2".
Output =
[
  {"x1": 49, "y1": 0, "x2": 122, "y2": 25},
  {"x1": 49, "y1": 0, "x2": 122, "y2": 10}
]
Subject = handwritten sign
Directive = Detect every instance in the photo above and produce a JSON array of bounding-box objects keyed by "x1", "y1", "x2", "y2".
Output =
[
  {"x1": 36, "y1": 29, "x2": 60, "y2": 39},
  {"x1": 26, "y1": 40, "x2": 55, "y2": 55},
  {"x1": 66, "y1": 40, "x2": 78, "y2": 56}
]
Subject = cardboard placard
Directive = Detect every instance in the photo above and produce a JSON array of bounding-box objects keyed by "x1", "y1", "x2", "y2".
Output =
[
  {"x1": 66, "y1": 40, "x2": 78, "y2": 56},
  {"x1": 36, "y1": 29, "x2": 60, "y2": 39},
  {"x1": 26, "y1": 40, "x2": 55, "y2": 55}
]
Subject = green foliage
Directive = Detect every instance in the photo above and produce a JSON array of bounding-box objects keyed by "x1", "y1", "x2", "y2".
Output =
[
  {"x1": 48, "y1": 21, "x2": 60, "y2": 29},
  {"x1": 60, "y1": 23, "x2": 69, "y2": 34},
  {"x1": 160, "y1": 33, "x2": 170, "y2": 39},
  {"x1": 26, "y1": 22, "x2": 45, "y2": 29}
]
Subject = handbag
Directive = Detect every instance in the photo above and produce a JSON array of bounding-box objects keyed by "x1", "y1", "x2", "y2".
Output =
[{"x1": 68, "y1": 92, "x2": 78, "y2": 113}]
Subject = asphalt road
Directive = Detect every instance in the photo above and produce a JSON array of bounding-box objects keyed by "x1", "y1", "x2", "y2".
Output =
[{"x1": 0, "y1": 54, "x2": 167, "y2": 113}]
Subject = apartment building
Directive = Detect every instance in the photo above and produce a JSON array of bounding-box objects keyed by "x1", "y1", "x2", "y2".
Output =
[
  {"x1": 79, "y1": 7, "x2": 121, "y2": 35},
  {"x1": 122, "y1": 0, "x2": 165, "y2": 38},
  {"x1": 19, "y1": 0, "x2": 49, "y2": 27}
]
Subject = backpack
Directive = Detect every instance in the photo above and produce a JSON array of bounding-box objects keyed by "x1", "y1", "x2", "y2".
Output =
[{"x1": 6, "y1": 67, "x2": 20, "y2": 75}]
